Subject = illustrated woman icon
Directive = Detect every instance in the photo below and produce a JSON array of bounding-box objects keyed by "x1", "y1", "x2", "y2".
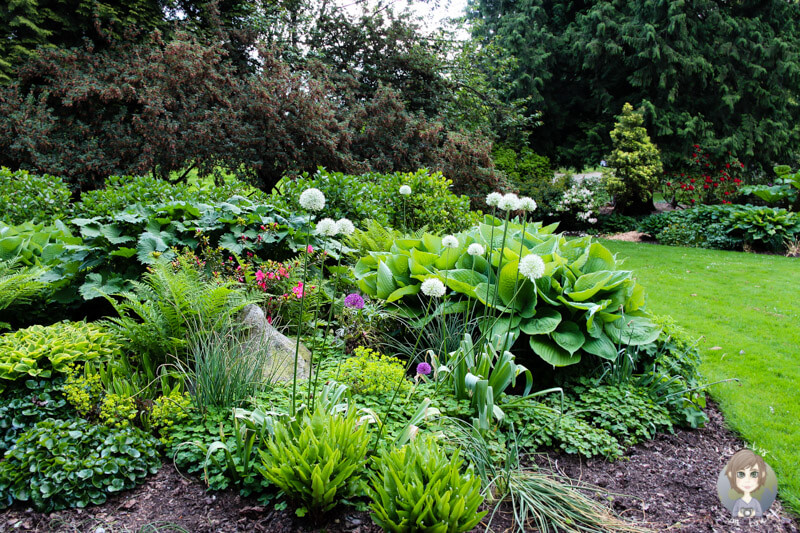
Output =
[{"x1": 725, "y1": 449, "x2": 767, "y2": 518}]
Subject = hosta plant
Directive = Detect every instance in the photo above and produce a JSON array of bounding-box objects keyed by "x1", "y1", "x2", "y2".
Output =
[
  {"x1": 352, "y1": 217, "x2": 661, "y2": 368},
  {"x1": 0, "y1": 321, "x2": 122, "y2": 389},
  {"x1": 257, "y1": 405, "x2": 371, "y2": 518},
  {"x1": 368, "y1": 435, "x2": 486, "y2": 533},
  {"x1": 0, "y1": 419, "x2": 160, "y2": 511}
]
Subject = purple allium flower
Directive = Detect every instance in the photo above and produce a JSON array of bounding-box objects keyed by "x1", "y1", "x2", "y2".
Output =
[
  {"x1": 344, "y1": 293, "x2": 365, "y2": 309},
  {"x1": 416, "y1": 362, "x2": 432, "y2": 376}
]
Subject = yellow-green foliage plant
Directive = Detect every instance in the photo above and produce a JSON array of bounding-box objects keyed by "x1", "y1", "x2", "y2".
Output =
[
  {"x1": 368, "y1": 435, "x2": 486, "y2": 533},
  {"x1": 604, "y1": 103, "x2": 663, "y2": 215},
  {"x1": 257, "y1": 405, "x2": 371, "y2": 518},
  {"x1": 338, "y1": 346, "x2": 410, "y2": 396},
  {"x1": 0, "y1": 321, "x2": 122, "y2": 390}
]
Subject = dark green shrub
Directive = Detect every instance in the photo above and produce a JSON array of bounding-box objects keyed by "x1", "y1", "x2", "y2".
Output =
[
  {"x1": 0, "y1": 168, "x2": 73, "y2": 225},
  {"x1": 258, "y1": 406, "x2": 371, "y2": 518},
  {"x1": 727, "y1": 205, "x2": 800, "y2": 251},
  {"x1": 0, "y1": 419, "x2": 160, "y2": 511},
  {"x1": 273, "y1": 168, "x2": 480, "y2": 234},
  {"x1": 493, "y1": 145, "x2": 553, "y2": 194},
  {"x1": 368, "y1": 435, "x2": 486, "y2": 533},
  {"x1": 0, "y1": 378, "x2": 74, "y2": 453},
  {"x1": 593, "y1": 213, "x2": 639, "y2": 234},
  {"x1": 74, "y1": 175, "x2": 267, "y2": 219},
  {"x1": 636, "y1": 212, "x2": 669, "y2": 238}
]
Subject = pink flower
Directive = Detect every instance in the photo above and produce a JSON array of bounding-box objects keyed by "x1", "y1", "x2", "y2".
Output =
[
  {"x1": 255, "y1": 270, "x2": 266, "y2": 282},
  {"x1": 292, "y1": 282, "x2": 304, "y2": 298},
  {"x1": 307, "y1": 245, "x2": 314, "y2": 253},
  {"x1": 267, "y1": 272, "x2": 275, "y2": 280}
]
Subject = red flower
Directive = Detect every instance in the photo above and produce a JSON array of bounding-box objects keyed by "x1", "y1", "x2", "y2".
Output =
[
  {"x1": 688, "y1": 185, "x2": 695, "y2": 191},
  {"x1": 724, "y1": 191, "x2": 730, "y2": 196},
  {"x1": 740, "y1": 162, "x2": 745, "y2": 168},
  {"x1": 693, "y1": 144, "x2": 700, "y2": 148},
  {"x1": 690, "y1": 199, "x2": 696, "y2": 203},
  {"x1": 726, "y1": 163, "x2": 731, "y2": 169},
  {"x1": 690, "y1": 178, "x2": 696, "y2": 183},
  {"x1": 713, "y1": 183, "x2": 719, "y2": 187},
  {"x1": 666, "y1": 181, "x2": 672, "y2": 186},
  {"x1": 703, "y1": 184, "x2": 709, "y2": 189}
]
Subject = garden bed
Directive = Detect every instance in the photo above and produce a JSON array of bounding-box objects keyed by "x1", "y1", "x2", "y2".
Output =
[{"x1": 3, "y1": 403, "x2": 797, "y2": 533}]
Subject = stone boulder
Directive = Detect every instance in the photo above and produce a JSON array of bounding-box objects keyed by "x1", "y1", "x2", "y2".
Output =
[{"x1": 239, "y1": 304, "x2": 311, "y2": 381}]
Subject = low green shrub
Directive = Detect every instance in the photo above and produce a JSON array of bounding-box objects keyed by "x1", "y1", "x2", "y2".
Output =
[
  {"x1": 272, "y1": 168, "x2": 480, "y2": 234},
  {"x1": 258, "y1": 406, "x2": 371, "y2": 518},
  {"x1": 74, "y1": 174, "x2": 268, "y2": 218},
  {"x1": 0, "y1": 168, "x2": 73, "y2": 225},
  {"x1": 368, "y1": 435, "x2": 486, "y2": 533},
  {"x1": 168, "y1": 408, "x2": 235, "y2": 489},
  {"x1": 0, "y1": 378, "x2": 74, "y2": 453},
  {"x1": 0, "y1": 419, "x2": 160, "y2": 511},
  {"x1": 0, "y1": 321, "x2": 122, "y2": 389},
  {"x1": 338, "y1": 346, "x2": 409, "y2": 396},
  {"x1": 594, "y1": 213, "x2": 639, "y2": 235},
  {"x1": 728, "y1": 205, "x2": 800, "y2": 251},
  {"x1": 0, "y1": 260, "x2": 48, "y2": 330}
]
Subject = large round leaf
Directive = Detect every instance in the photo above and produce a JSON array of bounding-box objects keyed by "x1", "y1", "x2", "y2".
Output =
[
  {"x1": 551, "y1": 321, "x2": 585, "y2": 354},
  {"x1": 520, "y1": 308, "x2": 562, "y2": 335},
  {"x1": 582, "y1": 332, "x2": 619, "y2": 360},
  {"x1": 376, "y1": 261, "x2": 397, "y2": 299},
  {"x1": 605, "y1": 315, "x2": 662, "y2": 346},
  {"x1": 529, "y1": 335, "x2": 581, "y2": 366}
]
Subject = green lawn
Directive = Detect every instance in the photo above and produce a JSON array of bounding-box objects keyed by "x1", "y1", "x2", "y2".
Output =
[{"x1": 600, "y1": 240, "x2": 800, "y2": 514}]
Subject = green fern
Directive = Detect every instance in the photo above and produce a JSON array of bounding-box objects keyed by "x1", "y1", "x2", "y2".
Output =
[
  {"x1": 0, "y1": 260, "x2": 47, "y2": 330},
  {"x1": 102, "y1": 257, "x2": 256, "y2": 375},
  {"x1": 347, "y1": 219, "x2": 429, "y2": 255}
]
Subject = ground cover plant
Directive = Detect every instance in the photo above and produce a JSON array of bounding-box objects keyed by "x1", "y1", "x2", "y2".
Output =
[{"x1": 602, "y1": 239, "x2": 800, "y2": 513}]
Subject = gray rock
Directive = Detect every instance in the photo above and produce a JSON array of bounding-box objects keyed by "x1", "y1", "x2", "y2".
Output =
[{"x1": 239, "y1": 304, "x2": 311, "y2": 381}]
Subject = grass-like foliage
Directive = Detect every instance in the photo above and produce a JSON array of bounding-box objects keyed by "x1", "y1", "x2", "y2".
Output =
[
  {"x1": 368, "y1": 435, "x2": 487, "y2": 533},
  {"x1": 257, "y1": 405, "x2": 371, "y2": 518},
  {"x1": 179, "y1": 328, "x2": 273, "y2": 413},
  {"x1": 0, "y1": 419, "x2": 160, "y2": 512},
  {"x1": 103, "y1": 258, "x2": 255, "y2": 376},
  {"x1": 0, "y1": 321, "x2": 122, "y2": 389},
  {"x1": 0, "y1": 260, "x2": 47, "y2": 330}
]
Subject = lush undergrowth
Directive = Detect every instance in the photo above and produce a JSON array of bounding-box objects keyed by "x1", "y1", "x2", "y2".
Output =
[{"x1": 602, "y1": 239, "x2": 800, "y2": 514}]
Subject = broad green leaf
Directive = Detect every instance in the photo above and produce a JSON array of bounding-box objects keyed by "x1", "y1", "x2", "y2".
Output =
[
  {"x1": 529, "y1": 335, "x2": 581, "y2": 366},
  {"x1": 605, "y1": 315, "x2": 662, "y2": 346},
  {"x1": 376, "y1": 261, "x2": 397, "y2": 300},
  {"x1": 567, "y1": 271, "x2": 613, "y2": 301},
  {"x1": 519, "y1": 308, "x2": 562, "y2": 335},
  {"x1": 582, "y1": 243, "x2": 616, "y2": 273},
  {"x1": 551, "y1": 321, "x2": 585, "y2": 354},
  {"x1": 386, "y1": 284, "x2": 420, "y2": 302},
  {"x1": 582, "y1": 332, "x2": 619, "y2": 360}
]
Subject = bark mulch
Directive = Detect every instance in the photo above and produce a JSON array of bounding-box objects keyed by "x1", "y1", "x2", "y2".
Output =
[{"x1": 2, "y1": 402, "x2": 797, "y2": 532}]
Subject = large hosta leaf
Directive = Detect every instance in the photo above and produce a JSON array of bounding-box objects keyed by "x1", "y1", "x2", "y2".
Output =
[
  {"x1": 386, "y1": 284, "x2": 420, "y2": 303},
  {"x1": 440, "y1": 269, "x2": 487, "y2": 297},
  {"x1": 409, "y1": 248, "x2": 438, "y2": 275},
  {"x1": 529, "y1": 335, "x2": 581, "y2": 366},
  {"x1": 519, "y1": 308, "x2": 561, "y2": 335},
  {"x1": 376, "y1": 261, "x2": 397, "y2": 299},
  {"x1": 605, "y1": 315, "x2": 662, "y2": 346},
  {"x1": 582, "y1": 243, "x2": 616, "y2": 273},
  {"x1": 582, "y1": 332, "x2": 619, "y2": 360},
  {"x1": 551, "y1": 321, "x2": 585, "y2": 354},
  {"x1": 567, "y1": 271, "x2": 613, "y2": 301}
]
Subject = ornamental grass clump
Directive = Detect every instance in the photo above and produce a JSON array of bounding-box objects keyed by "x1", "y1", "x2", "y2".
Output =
[{"x1": 368, "y1": 435, "x2": 486, "y2": 533}]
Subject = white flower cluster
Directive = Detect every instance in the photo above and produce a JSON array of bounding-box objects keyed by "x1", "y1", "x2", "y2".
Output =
[
  {"x1": 315, "y1": 217, "x2": 338, "y2": 236},
  {"x1": 555, "y1": 182, "x2": 597, "y2": 223},
  {"x1": 421, "y1": 278, "x2": 446, "y2": 298},
  {"x1": 498, "y1": 193, "x2": 520, "y2": 211},
  {"x1": 467, "y1": 243, "x2": 485, "y2": 256},
  {"x1": 486, "y1": 192, "x2": 503, "y2": 207},
  {"x1": 336, "y1": 218, "x2": 355, "y2": 236},
  {"x1": 442, "y1": 235, "x2": 459, "y2": 249},
  {"x1": 399, "y1": 185, "x2": 412, "y2": 196},
  {"x1": 299, "y1": 188, "x2": 326, "y2": 211},
  {"x1": 519, "y1": 254, "x2": 546, "y2": 281}
]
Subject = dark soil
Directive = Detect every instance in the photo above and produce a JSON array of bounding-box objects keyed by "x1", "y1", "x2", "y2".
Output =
[{"x1": 2, "y1": 402, "x2": 797, "y2": 533}]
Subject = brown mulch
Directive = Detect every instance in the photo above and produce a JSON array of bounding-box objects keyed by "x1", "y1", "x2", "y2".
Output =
[
  {"x1": 2, "y1": 402, "x2": 797, "y2": 532},
  {"x1": 601, "y1": 230, "x2": 649, "y2": 242}
]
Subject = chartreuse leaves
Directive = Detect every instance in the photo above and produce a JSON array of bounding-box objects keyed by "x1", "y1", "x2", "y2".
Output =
[
  {"x1": 368, "y1": 435, "x2": 486, "y2": 533},
  {"x1": 351, "y1": 218, "x2": 659, "y2": 367}
]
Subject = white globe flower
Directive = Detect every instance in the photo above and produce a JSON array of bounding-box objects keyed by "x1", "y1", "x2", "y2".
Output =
[
  {"x1": 399, "y1": 185, "x2": 412, "y2": 196},
  {"x1": 588, "y1": 217, "x2": 598, "y2": 224},
  {"x1": 486, "y1": 192, "x2": 503, "y2": 207},
  {"x1": 336, "y1": 218, "x2": 355, "y2": 236},
  {"x1": 442, "y1": 235, "x2": 459, "y2": 249},
  {"x1": 299, "y1": 188, "x2": 326, "y2": 211},
  {"x1": 519, "y1": 196, "x2": 537, "y2": 212},
  {"x1": 467, "y1": 243, "x2": 485, "y2": 256},
  {"x1": 519, "y1": 254, "x2": 546, "y2": 281},
  {"x1": 420, "y1": 278, "x2": 446, "y2": 298},
  {"x1": 498, "y1": 193, "x2": 520, "y2": 211},
  {"x1": 315, "y1": 217, "x2": 338, "y2": 236}
]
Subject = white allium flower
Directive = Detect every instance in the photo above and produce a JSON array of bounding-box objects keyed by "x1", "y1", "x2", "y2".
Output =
[
  {"x1": 519, "y1": 197, "x2": 537, "y2": 212},
  {"x1": 442, "y1": 235, "x2": 459, "y2": 249},
  {"x1": 467, "y1": 243, "x2": 485, "y2": 256},
  {"x1": 588, "y1": 217, "x2": 598, "y2": 224},
  {"x1": 399, "y1": 185, "x2": 412, "y2": 196},
  {"x1": 420, "y1": 278, "x2": 446, "y2": 298},
  {"x1": 315, "y1": 217, "x2": 338, "y2": 236},
  {"x1": 498, "y1": 193, "x2": 520, "y2": 211},
  {"x1": 486, "y1": 192, "x2": 503, "y2": 207},
  {"x1": 336, "y1": 218, "x2": 355, "y2": 236},
  {"x1": 519, "y1": 254, "x2": 546, "y2": 281},
  {"x1": 299, "y1": 188, "x2": 326, "y2": 211}
]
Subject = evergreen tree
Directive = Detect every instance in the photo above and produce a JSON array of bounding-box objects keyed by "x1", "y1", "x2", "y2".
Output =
[
  {"x1": 605, "y1": 103, "x2": 663, "y2": 215},
  {"x1": 469, "y1": 0, "x2": 800, "y2": 174}
]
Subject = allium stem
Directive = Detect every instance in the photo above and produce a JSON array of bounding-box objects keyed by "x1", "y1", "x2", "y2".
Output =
[{"x1": 291, "y1": 221, "x2": 311, "y2": 415}]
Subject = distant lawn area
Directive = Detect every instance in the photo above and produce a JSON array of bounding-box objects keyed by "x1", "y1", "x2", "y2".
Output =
[{"x1": 601, "y1": 239, "x2": 800, "y2": 514}]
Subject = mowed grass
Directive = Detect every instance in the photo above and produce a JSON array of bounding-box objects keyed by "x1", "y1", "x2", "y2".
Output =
[{"x1": 601, "y1": 239, "x2": 800, "y2": 514}]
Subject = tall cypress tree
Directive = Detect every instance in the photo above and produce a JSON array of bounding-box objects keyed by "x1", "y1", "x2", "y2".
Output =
[{"x1": 470, "y1": 0, "x2": 800, "y2": 175}]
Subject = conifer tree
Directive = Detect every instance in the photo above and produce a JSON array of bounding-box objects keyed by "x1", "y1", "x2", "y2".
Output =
[{"x1": 605, "y1": 103, "x2": 663, "y2": 215}]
